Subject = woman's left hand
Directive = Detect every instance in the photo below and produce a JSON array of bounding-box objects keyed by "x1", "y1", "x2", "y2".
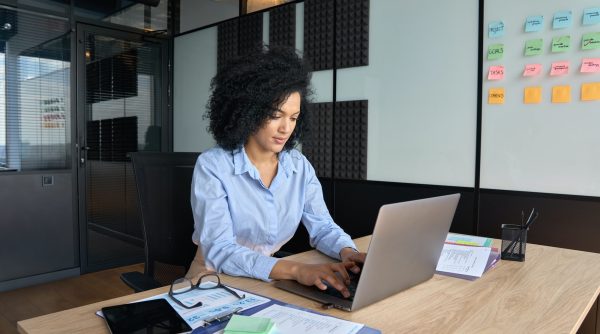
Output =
[{"x1": 339, "y1": 247, "x2": 366, "y2": 273}]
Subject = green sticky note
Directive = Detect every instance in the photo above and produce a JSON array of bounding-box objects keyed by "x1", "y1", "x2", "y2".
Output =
[
  {"x1": 487, "y1": 44, "x2": 504, "y2": 60},
  {"x1": 582, "y1": 32, "x2": 600, "y2": 50},
  {"x1": 224, "y1": 315, "x2": 274, "y2": 334},
  {"x1": 551, "y1": 35, "x2": 571, "y2": 52},
  {"x1": 525, "y1": 38, "x2": 543, "y2": 56}
]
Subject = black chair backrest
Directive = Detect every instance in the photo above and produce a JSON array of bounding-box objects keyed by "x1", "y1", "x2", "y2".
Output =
[{"x1": 130, "y1": 152, "x2": 200, "y2": 285}]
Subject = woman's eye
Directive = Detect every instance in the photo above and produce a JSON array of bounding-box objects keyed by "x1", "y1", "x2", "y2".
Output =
[{"x1": 291, "y1": 118, "x2": 298, "y2": 122}]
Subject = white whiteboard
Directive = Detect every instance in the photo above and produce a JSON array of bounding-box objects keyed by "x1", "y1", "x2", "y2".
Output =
[
  {"x1": 337, "y1": 0, "x2": 479, "y2": 187},
  {"x1": 481, "y1": 0, "x2": 600, "y2": 196}
]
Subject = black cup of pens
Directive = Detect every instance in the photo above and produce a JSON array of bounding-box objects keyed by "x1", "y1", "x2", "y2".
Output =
[
  {"x1": 501, "y1": 224, "x2": 528, "y2": 261},
  {"x1": 501, "y1": 208, "x2": 539, "y2": 262}
]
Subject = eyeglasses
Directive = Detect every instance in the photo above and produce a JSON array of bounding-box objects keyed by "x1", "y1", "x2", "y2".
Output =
[{"x1": 168, "y1": 273, "x2": 245, "y2": 309}]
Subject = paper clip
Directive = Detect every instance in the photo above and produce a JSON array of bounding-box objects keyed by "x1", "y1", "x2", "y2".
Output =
[{"x1": 200, "y1": 307, "x2": 243, "y2": 327}]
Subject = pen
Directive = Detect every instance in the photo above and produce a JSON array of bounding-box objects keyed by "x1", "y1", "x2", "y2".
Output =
[{"x1": 202, "y1": 306, "x2": 243, "y2": 326}]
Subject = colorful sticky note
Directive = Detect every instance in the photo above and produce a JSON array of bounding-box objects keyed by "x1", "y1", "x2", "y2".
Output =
[
  {"x1": 488, "y1": 88, "x2": 505, "y2": 104},
  {"x1": 523, "y1": 64, "x2": 542, "y2": 77},
  {"x1": 552, "y1": 85, "x2": 571, "y2": 103},
  {"x1": 581, "y1": 82, "x2": 600, "y2": 101},
  {"x1": 224, "y1": 315, "x2": 274, "y2": 333},
  {"x1": 524, "y1": 86, "x2": 542, "y2": 104},
  {"x1": 488, "y1": 66, "x2": 505, "y2": 80},
  {"x1": 583, "y1": 8, "x2": 600, "y2": 26},
  {"x1": 524, "y1": 39, "x2": 543, "y2": 56},
  {"x1": 551, "y1": 36, "x2": 571, "y2": 52},
  {"x1": 487, "y1": 44, "x2": 504, "y2": 60},
  {"x1": 553, "y1": 11, "x2": 572, "y2": 29},
  {"x1": 582, "y1": 32, "x2": 600, "y2": 50},
  {"x1": 550, "y1": 61, "x2": 570, "y2": 76},
  {"x1": 488, "y1": 21, "x2": 505, "y2": 38},
  {"x1": 581, "y1": 58, "x2": 600, "y2": 73},
  {"x1": 525, "y1": 15, "x2": 544, "y2": 32}
]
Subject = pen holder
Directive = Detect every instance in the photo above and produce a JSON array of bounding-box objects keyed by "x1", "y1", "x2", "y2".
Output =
[{"x1": 501, "y1": 224, "x2": 528, "y2": 261}]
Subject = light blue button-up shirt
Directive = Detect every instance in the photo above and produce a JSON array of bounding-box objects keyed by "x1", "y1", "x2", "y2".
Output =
[{"x1": 191, "y1": 146, "x2": 356, "y2": 281}]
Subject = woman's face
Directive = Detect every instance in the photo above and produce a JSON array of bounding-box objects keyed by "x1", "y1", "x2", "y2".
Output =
[{"x1": 247, "y1": 92, "x2": 301, "y2": 155}]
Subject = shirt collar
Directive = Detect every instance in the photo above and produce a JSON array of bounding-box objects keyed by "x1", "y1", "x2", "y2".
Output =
[{"x1": 233, "y1": 146, "x2": 297, "y2": 177}]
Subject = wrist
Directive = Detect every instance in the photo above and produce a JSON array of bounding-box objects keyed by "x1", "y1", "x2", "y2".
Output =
[{"x1": 339, "y1": 247, "x2": 358, "y2": 260}]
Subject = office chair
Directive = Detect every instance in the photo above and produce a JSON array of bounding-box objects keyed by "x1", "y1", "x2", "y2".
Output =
[{"x1": 120, "y1": 152, "x2": 201, "y2": 292}]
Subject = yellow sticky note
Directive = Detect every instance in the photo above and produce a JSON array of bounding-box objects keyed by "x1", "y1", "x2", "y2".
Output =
[
  {"x1": 581, "y1": 82, "x2": 600, "y2": 101},
  {"x1": 488, "y1": 88, "x2": 505, "y2": 104},
  {"x1": 552, "y1": 85, "x2": 571, "y2": 103},
  {"x1": 524, "y1": 86, "x2": 542, "y2": 104}
]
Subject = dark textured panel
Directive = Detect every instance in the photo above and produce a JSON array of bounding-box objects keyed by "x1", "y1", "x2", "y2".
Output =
[
  {"x1": 334, "y1": 181, "x2": 476, "y2": 239},
  {"x1": 239, "y1": 13, "x2": 263, "y2": 56},
  {"x1": 334, "y1": 100, "x2": 367, "y2": 180},
  {"x1": 269, "y1": 4, "x2": 295, "y2": 48},
  {"x1": 479, "y1": 191, "x2": 600, "y2": 253},
  {"x1": 217, "y1": 19, "x2": 238, "y2": 70},
  {"x1": 335, "y1": 0, "x2": 369, "y2": 68},
  {"x1": 303, "y1": 102, "x2": 333, "y2": 178},
  {"x1": 304, "y1": 0, "x2": 334, "y2": 70}
]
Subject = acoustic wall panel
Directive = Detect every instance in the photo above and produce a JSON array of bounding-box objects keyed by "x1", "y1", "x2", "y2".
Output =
[
  {"x1": 217, "y1": 19, "x2": 238, "y2": 70},
  {"x1": 304, "y1": 0, "x2": 334, "y2": 71},
  {"x1": 269, "y1": 4, "x2": 295, "y2": 48},
  {"x1": 303, "y1": 102, "x2": 333, "y2": 178},
  {"x1": 238, "y1": 13, "x2": 263, "y2": 56},
  {"x1": 335, "y1": 0, "x2": 369, "y2": 68},
  {"x1": 333, "y1": 100, "x2": 368, "y2": 180}
]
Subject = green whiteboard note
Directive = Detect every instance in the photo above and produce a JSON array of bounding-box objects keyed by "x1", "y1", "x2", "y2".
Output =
[
  {"x1": 487, "y1": 44, "x2": 504, "y2": 60},
  {"x1": 525, "y1": 38, "x2": 543, "y2": 56},
  {"x1": 582, "y1": 32, "x2": 600, "y2": 50},
  {"x1": 551, "y1": 36, "x2": 571, "y2": 52}
]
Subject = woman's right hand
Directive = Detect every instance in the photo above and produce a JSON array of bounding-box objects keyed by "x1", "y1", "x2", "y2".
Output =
[{"x1": 271, "y1": 260, "x2": 356, "y2": 298}]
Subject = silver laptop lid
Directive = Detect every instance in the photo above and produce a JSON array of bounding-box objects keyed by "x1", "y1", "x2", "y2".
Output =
[{"x1": 351, "y1": 193, "x2": 460, "y2": 311}]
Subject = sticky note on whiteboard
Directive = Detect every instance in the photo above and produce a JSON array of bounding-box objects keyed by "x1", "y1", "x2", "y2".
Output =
[
  {"x1": 523, "y1": 64, "x2": 542, "y2": 76},
  {"x1": 487, "y1": 44, "x2": 504, "y2": 60},
  {"x1": 551, "y1": 35, "x2": 571, "y2": 52},
  {"x1": 552, "y1": 85, "x2": 571, "y2": 103},
  {"x1": 581, "y1": 58, "x2": 600, "y2": 73},
  {"x1": 524, "y1": 86, "x2": 542, "y2": 104},
  {"x1": 550, "y1": 61, "x2": 569, "y2": 76},
  {"x1": 553, "y1": 10, "x2": 572, "y2": 29},
  {"x1": 525, "y1": 39, "x2": 543, "y2": 56},
  {"x1": 488, "y1": 88, "x2": 505, "y2": 104},
  {"x1": 488, "y1": 21, "x2": 505, "y2": 38},
  {"x1": 488, "y1": 66, "x2": 505, "y2": 80},
  {"x1": 583, "y1": 8, "x2": 600, "y2": 26},
  {"x1": 525, "y1": 15, "x2": 544, "y2": 32},
  {"x1": 582, "y1": 32, "x2": 600, "y2": 50},
  {"x1": 581, "y1": 83, "x2": 600, "y2": 101}
]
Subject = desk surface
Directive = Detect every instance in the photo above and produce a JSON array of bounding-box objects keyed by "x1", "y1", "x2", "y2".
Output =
[{"x1": 18, "y1": 236, "x2": 600, "y2": 334}]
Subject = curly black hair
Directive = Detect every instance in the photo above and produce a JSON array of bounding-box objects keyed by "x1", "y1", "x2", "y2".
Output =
[{"x1": 205, "y1": 46, "x2": 313, "y2": 151}]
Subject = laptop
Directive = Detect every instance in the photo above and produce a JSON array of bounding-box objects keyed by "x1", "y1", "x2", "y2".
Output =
[{"x1": 274, "y1": 193, "x2": 460, "y2": 311}]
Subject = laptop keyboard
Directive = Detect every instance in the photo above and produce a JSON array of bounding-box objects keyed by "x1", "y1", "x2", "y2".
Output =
[{"x1": 321, "y1": 270, "x2": 361, "y2": 301}]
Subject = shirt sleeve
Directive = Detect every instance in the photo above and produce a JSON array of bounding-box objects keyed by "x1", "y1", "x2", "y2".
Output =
[
  {"x1": 301, "y1": 159, "x2": 357, "y2": 259},
  {"x1": 191, "y1": 160, "x2": 278, "y2": 281}
]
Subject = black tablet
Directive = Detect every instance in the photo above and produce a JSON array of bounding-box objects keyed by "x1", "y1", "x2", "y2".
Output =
[{"x1": 101, "y1": 299, "x2": 192, "y2": 334}]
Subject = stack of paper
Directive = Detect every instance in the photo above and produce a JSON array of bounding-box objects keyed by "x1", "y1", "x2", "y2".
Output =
[
  {"x1": 435, "y1": 233, "x2": 500, "y2": 280},
  {"x1": 224, "y1": 315, "x2": 275, "y2": 334}
]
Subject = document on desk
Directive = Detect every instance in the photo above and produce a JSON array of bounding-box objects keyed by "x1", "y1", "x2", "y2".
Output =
[
  {"x1": 436, "y1": 243, "x2": 492, "y2": 278},
  {"x1": 250, "y1": 304, "x2": 364, "y2": 334}
]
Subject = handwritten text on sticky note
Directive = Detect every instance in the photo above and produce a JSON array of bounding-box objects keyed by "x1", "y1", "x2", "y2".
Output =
[
  {"x1": 523, "y1": 64, "x2": 542, "y2": 77},
  {"x1": 550, "y1": 61, "x2": 570, "y2": 76},
  {"x1": 488, "y1": 66, "x2": 505, "y2": 80},
  {"x1": 552, "y1": 35, "x2": 571, "y2": 52},
  {"x1": 488, "y1": 88, "x2": 505, "y2": 104},
  {"x1": 582, "y1": 32, "x2": 600, "y2": 50},
  {"x1": 525, "y1": 15, "x2": 544, "y2": 32},
  {"x1": 583, "y1": 8, "x2": 600, "y2": 26},
  {"x1": 581, "y1": 82, "x2": 600, "y2": 101},
  {"x1": 553, "y1": 11, "x2": 573, "y2": 29},
  {"x1": 487, "y1": 44, "x2": 504, "y2": 60},
  {"x1": 525, "y1": 39, "x2": 543, "y2": 56},
  {"x1": 581, "y1": 58, "x2": 600, "y2": 73},
  {"x1": 488, "y1": 21, "x2": 505, "y2": 38}
]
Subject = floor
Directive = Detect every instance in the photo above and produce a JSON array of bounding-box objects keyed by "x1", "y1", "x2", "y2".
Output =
[{"x1": 0, "y1": 263, "x2": 143, "y2": 334}]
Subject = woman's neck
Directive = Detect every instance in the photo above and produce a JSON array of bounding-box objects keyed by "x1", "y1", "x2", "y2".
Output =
[{"x1": 244, "y1": 142, "x2": 278, "y2": 167}]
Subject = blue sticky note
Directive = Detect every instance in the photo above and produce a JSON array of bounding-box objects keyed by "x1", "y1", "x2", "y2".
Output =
[
  {"x1": 525, "y1": 15, "x2": 544, "y2": 32},
  {"x1": 553, "y1": 11, "x2": 572, "y2": 29},
  {"x1": 583, "y1": 8, "x2": 600, "y2": 26},
  {"x1": 488, "y1": 21, "x2": 505, "y2": 38}
]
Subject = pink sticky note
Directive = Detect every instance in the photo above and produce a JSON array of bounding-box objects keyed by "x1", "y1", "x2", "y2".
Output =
[
  {"x1": 523, "y1": 64, "x2": 542, "y2": 77},
  {"x1": 580, "y1": 58, "x2": 600, "y2": 73},
  {"x1": 550, "y1": 61, "x2": 569, "y2": 76},
  {"x1": 488, "y1": 66, "x2": 505, "y2": 80}
]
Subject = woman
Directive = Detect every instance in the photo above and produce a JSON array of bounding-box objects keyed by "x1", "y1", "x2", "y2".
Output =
[{"x1": 188, "y1": 46, "x2": 365, "y2": 297}]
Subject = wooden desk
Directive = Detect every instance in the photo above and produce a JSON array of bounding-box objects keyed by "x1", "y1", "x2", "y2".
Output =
[{"x1": 18, "y1": 236, "x2": 600, "y2": 334}]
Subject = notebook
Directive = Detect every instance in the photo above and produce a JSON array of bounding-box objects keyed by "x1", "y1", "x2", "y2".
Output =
[{"x1": 274, "y1": 193, "x2": 460, "y2": 311}]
